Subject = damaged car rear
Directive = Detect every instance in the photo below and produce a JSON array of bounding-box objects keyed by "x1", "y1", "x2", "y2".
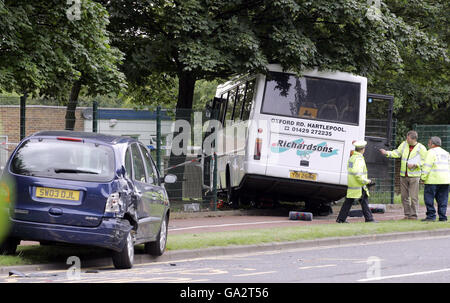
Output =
[{"x1": 0, "y1": 131, "x2": 176, "y2": 269}]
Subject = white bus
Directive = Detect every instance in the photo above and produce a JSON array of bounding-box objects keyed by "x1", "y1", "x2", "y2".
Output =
[{"x1": 202, "y1": 64, "x2": 369, "y2": 214}]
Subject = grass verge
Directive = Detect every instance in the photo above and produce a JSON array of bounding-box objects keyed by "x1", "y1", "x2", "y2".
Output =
[
  {"x1": 165, "y1": 220, "x2": 450, "y2": 250},
  {"x1": 1, "y1": 220, "x2": 449, "y2": 267}
]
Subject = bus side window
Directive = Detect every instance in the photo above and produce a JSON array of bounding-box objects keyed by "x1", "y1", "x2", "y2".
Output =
[
  {"x1": 219, "y1": 92, "x2": 228, "y2": 124},
  {"x1": 242, "y1": 79, "x2": 255, "y2": 121},
  {"x1": 234, "y1": 85, "x2": 246, "y2": 121},
  {"x1": 225, "y1": 88, "x2": 236, "y2": 123}
]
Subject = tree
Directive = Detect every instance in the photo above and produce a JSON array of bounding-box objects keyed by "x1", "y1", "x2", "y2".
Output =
[
  {"x1": 61, "y1": 0, "x2": 126, "y2": 130},
  {"x1": 106, "y1": 0, "x2": 446, "y2": 110},
  {"x1": 368, "y1": 0, "x2": 449, "y2": 143},
  {"x1": 104, "y1": 0, "x2": 447, "y2": 200},
  {"x1": 0, "y1": 0, "x2": 125, "y2": 129}
]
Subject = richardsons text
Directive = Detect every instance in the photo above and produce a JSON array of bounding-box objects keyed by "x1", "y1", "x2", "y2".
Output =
[{"x1": 276, "y1": 140, "x2": 334, "y2": 153}]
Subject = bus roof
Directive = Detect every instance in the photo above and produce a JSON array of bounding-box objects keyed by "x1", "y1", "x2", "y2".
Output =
[{"x1": 216, "y1": 64, "x2": 366, "y2": 94}]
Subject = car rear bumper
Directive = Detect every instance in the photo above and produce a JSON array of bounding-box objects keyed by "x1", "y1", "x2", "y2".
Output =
[{"x1": 9, "y1": 218, "x2": 132, "y2": 252}]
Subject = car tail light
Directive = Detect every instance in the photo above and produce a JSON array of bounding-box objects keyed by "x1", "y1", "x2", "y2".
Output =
[
  {"x1": 254, "y1": 138, "x2": 262, "y2": 160},
  {"x1": 105, "y1": 193, "x2": 123, "y2": 214},
  {"x1": 57, "y1": 137, "x2": 83, "y2": 142}
]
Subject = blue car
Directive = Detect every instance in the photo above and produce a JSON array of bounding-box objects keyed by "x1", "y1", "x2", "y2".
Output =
[{"x1": 0, "y1": 131, "x2": 176, "y2": 269}]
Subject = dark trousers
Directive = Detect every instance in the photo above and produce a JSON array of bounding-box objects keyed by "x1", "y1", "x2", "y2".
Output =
[
  {"x1": 424, "y1": 184, "x2": 449, "y2": 221},
  {"x1": 337, "y1": 191, "x2": 374, "y2": 222}
]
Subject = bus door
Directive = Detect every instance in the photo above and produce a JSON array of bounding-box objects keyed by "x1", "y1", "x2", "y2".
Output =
[
  {"x1": 202, "y1": 97, "x2": 224, "y2": 189},
  {"x1": 364, "y1": 93, "x2": 395, "y2": 194}
]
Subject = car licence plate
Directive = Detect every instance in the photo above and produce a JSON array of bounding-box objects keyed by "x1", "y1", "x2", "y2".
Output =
[
  {"x1": 36, "y1": 187, "x2": 80, "y2": 201},
  {"x1": 289, "y1": 171, "x2": 317, "y2": 181}
]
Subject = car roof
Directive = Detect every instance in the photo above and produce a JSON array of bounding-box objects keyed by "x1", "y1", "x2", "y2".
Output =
[{"x1": 30, "y1": 130, "x2": 137, "y2": 145}]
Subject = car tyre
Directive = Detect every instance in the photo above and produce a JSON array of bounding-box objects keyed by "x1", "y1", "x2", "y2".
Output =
[
  {"x1": 0, "y1": 237, "x2": 20, "y2": 255},
  {"x1": 145, "y1": 215, "x2": 168, "y2": 256},
  {"x1": 112, "y1": 230, "x2": 134, "y2": 269}
]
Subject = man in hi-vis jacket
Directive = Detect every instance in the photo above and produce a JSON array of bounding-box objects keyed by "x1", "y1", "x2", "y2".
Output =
[
  {"x1": 336, "y1": 140, "x2": 376, "y2": 223},
  {"x1": 380, "y1": 130, "x2": 427, "y2": 220},
  {"x1": 420, "y1": 136, "x2": 450, "y2": 222}
]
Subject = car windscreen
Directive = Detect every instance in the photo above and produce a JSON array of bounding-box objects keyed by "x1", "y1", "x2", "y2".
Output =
[
  {"x1": 261, "y1": 72, "x2": 361, "y2": 125},
  {"x1": 10, "y1": 138, "x2": 115, "y2": 182}
]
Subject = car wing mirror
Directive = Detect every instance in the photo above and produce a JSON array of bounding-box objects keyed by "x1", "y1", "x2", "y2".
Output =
[{"x1": 163, "y1": 174, "x2": 177, "y2": 184}]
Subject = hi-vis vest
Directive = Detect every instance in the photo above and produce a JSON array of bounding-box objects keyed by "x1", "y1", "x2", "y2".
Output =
[
  {"x1": 386, "y1": 141, "x2": 427, "y2": 177},
  {"x1": 421, "y1": 147, "x2": 450, "y2": 185},
  {"x1": 347, "y1": 151, "x2": 370, "y2": 199}
]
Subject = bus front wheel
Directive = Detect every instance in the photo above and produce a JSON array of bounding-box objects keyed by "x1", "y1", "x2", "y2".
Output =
[
  {"x1": 305, "y1": 200, "x2": 333, "y2": 216},
  {"x1": 227, "y1": 184, "x2": 239, "y2": 209}
]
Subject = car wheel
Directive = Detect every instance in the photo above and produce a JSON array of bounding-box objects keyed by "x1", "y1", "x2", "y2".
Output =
[
  {"x1": 145, "y1": 215, "x2": 168, "y2": 256},
  {"x1": 0, "y1": 237, "x2": 20, "y2": 255},
  {"x1": 112, "y1": 230, "x2": 134, "y2": 269}
]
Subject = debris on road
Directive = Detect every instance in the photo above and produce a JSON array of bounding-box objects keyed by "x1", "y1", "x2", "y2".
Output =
[
  {"x1": 289, "y1": 211, "x2": 313, "y2": 221},
  {"x1": 369, "y1": 204, "x2": 386, "y2": 213}
]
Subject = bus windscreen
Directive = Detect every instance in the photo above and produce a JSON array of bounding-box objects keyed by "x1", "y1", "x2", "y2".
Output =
[{"x1": 261, "y1": 72, "x2": 360, "y2": 125}]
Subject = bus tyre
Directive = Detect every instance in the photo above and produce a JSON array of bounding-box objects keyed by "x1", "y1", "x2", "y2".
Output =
[
  {"x1": 227, "y1": 185, "x2": 239, "y2": 209},
  {"x1": 349, "y1": 209, "x2": 363, "y2": 217},
  {"x1": 318, "y1": 203, "x2": 333, "y2": 216},
  {"x1": 304, "y1": 200, "x2": 320, "y2": 216},
  {"x1": 112, "y1": 230, "x2": 134, "y2": 269}
]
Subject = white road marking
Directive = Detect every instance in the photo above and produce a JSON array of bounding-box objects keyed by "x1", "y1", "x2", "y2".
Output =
[
  {"x1": 358, "y1": 268, "x2": 450, "y2": 282},
  {"x1": 234, "y1": 271, "x2": 277, "y2": 277},
  {"x1": 169, "y1": 220, "x2": 301, "y2": 231},
  {"x1": 299, "y1": 264, "x2": 337, "y2": 270}
]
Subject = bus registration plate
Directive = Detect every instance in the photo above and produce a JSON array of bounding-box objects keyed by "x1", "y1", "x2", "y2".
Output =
[{"x1": 289, "y1": 171, "x2": 317, "y2": 181}]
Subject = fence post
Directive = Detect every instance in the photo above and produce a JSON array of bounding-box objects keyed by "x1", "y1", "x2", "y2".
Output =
[
  {"x1": 156, "y1": 105, "x2": 161, "y2": 173},
  {"x1": 92, "y1": 101, "x2": 98, "y2": 133},
  {"x1": 390, "y1": 119, "x2": 397, "y2": 204},
  {"x1": 20, "y1": 94, "x2": 27, "y2": 141},
  {"x1": 212, "y1": 152, "x2": 218, "y2": 211}
]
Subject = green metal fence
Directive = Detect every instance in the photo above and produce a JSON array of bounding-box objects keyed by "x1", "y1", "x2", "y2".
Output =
[
  {"x1": 414, "y1": 124, "x2": 450, "y2": 151},
  {"x1": 0, "y1": 96, "x2": 403, "y2": 212}
]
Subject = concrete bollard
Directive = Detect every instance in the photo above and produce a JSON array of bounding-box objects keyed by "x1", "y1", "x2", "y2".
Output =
[
  {"x1": 369, "y1": 204, "x2": 386, "y2": 213},
  {"x1": 289, "y1": 211, "x2": 313, "y2": 221}
]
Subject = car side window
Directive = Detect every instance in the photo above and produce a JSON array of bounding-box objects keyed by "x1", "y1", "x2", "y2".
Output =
[
  {"x1": 124, "y1": 147, "x2": 133, "y2": 179},
  {"x1": 139, "y1": 144, "x2": 157, "y2": 185},
  {"x1": 131, "y1": 143, "x2": 146, "y2": 183}
]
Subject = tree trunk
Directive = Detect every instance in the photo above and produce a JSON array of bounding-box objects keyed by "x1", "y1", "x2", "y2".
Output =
[
  {"x1": 166, "y1": 72, "x2": 196, "y2": 203},
  {"x1": 65, "y1": 80, "x2": 82, "y2": 131}
]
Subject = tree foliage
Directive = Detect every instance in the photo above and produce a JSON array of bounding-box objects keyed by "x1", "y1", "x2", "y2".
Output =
[
  {"x1": 0, "y1": 0, "x2": 125, "y2": 101},
  {"x1": 369, "y1": 0, "x2": 449, "y2": 139},
  {"x1": 105, "y1": 0, "x2": 447, "y2": 114}
]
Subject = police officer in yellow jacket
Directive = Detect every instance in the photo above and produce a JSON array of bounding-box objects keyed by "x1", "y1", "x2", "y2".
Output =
[
  {"x1": 336, "y1": 140, "x2": 376, "y2": 223},
  {"x1": 421, "y1": 136, "x2": 450, "y2": 222},
  {"x1": 380, "y1": 130, "x2": 427, "y2": 220}
]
